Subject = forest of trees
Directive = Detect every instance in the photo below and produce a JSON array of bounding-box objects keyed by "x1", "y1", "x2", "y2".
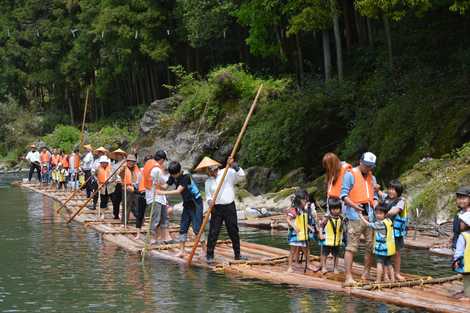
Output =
[
  {"x1": 1, "y1": 0, "x2": 469, "y2": 122},
  {"x1": 1, "y1": 1, "x2": 470, "y2": 179}
]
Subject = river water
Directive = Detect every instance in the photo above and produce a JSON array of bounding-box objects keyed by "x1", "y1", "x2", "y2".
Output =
[{"x1": 0, "y1": 174, "x2": 453, "y2": 313}]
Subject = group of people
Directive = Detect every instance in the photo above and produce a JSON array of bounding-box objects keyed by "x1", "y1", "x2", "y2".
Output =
[
  {"x1": 24, "y1": 144, "x2": 83, "y2": 189},
  {"x1": 286, "y1": 151, "x2": 470, "y2": 298},
  {"x1": 24, "y1": 144, "x2": 470, "y2": 297}
]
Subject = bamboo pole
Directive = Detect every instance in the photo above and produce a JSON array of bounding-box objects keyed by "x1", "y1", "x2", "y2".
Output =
[
  {"x1": 66, "y1": 162, "x2": 125, "y2": 224},
  {"x1": 56, "y1": 175, "x2": 92, "y2": 214},
  {"x1": 79, "y1": 87, "x2": 90, "y2": 150},
  {"x1": 358, "y1": 274, "x2": 462, "y2": 290},
  {"x1": 187, "y1": 85, "x2": 263, "y2": 265}
]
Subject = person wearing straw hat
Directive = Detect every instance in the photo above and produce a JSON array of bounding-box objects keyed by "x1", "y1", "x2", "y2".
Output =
[
  {"x1": 92, "y1": 147, "x2": 109, "y2": 171},
  {"x1": 81, "y1": 144, "x2": 95, "y2": 200},
  {"x1": 108, "y1": 148, "x2": 127, "y2": 219},
  {"x1": 96, "y1": 155, "x2": 113, "y2": 212},
  {"x1": 197, "y1": 156, "x2": 246, "y2": 263},
  {"x1": 452, "y1": 211, "x2": 470, "y2": 300},
  {"x1": 25, "y1": 144, "x2": 41, "y2": 182}
]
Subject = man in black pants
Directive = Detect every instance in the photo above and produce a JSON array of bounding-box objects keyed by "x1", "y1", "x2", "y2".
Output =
[
  {"x1": 203, "y1": 157, "x2": 247, "y2": 263},
  {"x1": 25, "y1": 144, "x2": 41, "y2": 182}
]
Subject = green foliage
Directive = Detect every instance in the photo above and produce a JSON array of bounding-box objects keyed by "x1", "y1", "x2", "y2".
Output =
[
  {"x1": 355, "y1": 0, "x2": 432, "y2": 20},
  {"x1": 451, "y1": 0, "x2": 470, "y2": 13},
  {"x1": 286, "y1": 0, "x2": 332, "y2": 35},
  {"x1": 43, "y1": 125, "x2": 80, "y2": 153},
  {"x1": 87, "y1": 125, "x2": 137, "y2": 151},
  {"x1": 171, "y1": 64, "x2": 290, "y2": 128}
]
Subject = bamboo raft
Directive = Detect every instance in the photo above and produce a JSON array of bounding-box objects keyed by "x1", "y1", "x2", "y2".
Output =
[
  {"x1": 239, "y1": 213, "x2": 453, "y2": 255},
  {"x1": 15, "y1": 181, "x2": 470, "y2": 313}
]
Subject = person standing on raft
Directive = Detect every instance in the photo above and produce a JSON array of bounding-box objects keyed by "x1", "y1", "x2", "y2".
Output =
[
  {"x1": 202, "y1": 156, "x2": 246, "y2": 263},
  {"x1": 109, "y1": 149, "x2": 127, "y2": 219},
  {"x1": 452, "y1": 186, "x2": 470, "y2": 250},
  {"x1": 340, "y1": 152, "x2": 378, "y2": 285},
  {"x1": 25, "y1": 144, "x2": 41, "y2": 182},
  {"x1": 322, "y1": 152, "x2": 352, "y2": 213},
  {"x1": 451, "y1": 211, "x2": 470, "y2": 301},
  {"x1": 157, "y1": 161, "x2": 204, "y2": 257},
  {"x1": 121, "y1": 154, "x2": 141, "y2": 226}
]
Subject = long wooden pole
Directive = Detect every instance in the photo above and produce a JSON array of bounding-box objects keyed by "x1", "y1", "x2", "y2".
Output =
[
  {"x1": 66, "y1": 162, "x2": 125, "y2": 224},
  {"x1": 79, "y1": 87, "x2": 90, "y2": 150},
  {"x1": 56, "y1": 175, "x2": 92, "y2": 214},
  {"x1": 187, "y1": 85, "x2": 263, "y2": 265},
  {"x1": 359, "y1": 274, "x2": 462, "y2": 290}
]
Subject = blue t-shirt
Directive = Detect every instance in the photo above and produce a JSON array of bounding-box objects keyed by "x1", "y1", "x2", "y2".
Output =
[{"x1": 340, "y1": 171, "x2": 377, "y2": 221}]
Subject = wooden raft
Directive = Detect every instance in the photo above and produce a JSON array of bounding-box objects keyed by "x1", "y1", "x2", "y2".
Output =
[{"x1": 16, "y1": 182, "x2": 469, "y2": 313}]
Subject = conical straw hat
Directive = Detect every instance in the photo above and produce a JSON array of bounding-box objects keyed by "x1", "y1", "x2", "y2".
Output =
[
  {"x1": 195, "y1": 157, "x2": 221, "y2": 171},
  {"x1": 110, "y1": 148, "x2": 127, "y2": 160},
  {"x1": 95, "y1": 146, "x2": 109, "y2": 154},
  {"x1": 83, "y1": 144, "x2": 93, "y2": 150}
]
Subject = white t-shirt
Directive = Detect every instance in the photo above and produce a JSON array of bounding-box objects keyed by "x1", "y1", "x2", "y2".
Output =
[
  {"x1": 205, "y1": 167, "x2": 245, "y2": 205},
  {"x1": 26, "y1": 151, "x2": 40, "y2": 163},
  {"x1": 81, "y1": 152, "x2": 94, "y2": 170},
  {"x1": 145, "y1": 166, "x2": 168, "y2": 205}
]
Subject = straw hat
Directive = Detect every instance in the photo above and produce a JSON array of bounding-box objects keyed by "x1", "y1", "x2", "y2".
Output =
[
  {"x1": 110, "y1": 148, "x2": 127, "y2": 160},
  {"x1": 195, "y1": 157, "x2": 221, "y2": 171},
  {"x1": 95, "y1": 146, "x2": 109, "y2": 154},
  {"x1": 30, "y1": 144, "x2": 36, "y2": 149},
  {"x1": 83, "y1": 144, "x2": 93, "y2": 150}
]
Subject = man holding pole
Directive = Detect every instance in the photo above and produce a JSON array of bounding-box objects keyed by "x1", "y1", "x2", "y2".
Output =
[
  {"x1": 25, "y1": 144, "x2": 41, "y2": 182},
  {"x1": 204, "y1": 156, "x2": 246, "y2": 263}
]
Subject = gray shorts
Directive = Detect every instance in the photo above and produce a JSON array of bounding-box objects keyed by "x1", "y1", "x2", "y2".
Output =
[{"x1": 149, "y1": 202, "x2": 169, "y2": 232}]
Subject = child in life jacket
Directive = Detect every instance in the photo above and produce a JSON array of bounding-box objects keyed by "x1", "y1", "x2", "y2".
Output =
[
  {"x1": 451, "y1": 211, "x2": 470, "y2": 300},
  {"x1": 78, "y1": 170, "x2": 86, "y2": 189},
  {"x1": 359, "y1": 206, "x2": 396, "y2": 283},
  {"x1": 286, "y1": 189, "x2": 319, "y2": 273},
  {"x1": 451, "y1": 187, "x2": 470, "y2": 250},
  {"x1": 377, "y1": 180, "x2": 407, "y2": 281},
  {"x1": 51, "y1": 166, "x2": 58, "y2": 189},
  {"x1": 319, "y1": 198, "x2": 344, "y2": 274},
  {"x1": 56, "y1": 163, "x2": 68, "y2": 190}
]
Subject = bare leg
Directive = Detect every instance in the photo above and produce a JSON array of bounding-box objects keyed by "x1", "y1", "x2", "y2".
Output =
[
  {"x1": 344, "y1": 250, "x2": 356, "y2": 285},
  {"x1": 361, "y1": 251, "x2": 373, "y2": 281},
  {"x1": 305, "y1": 248, "x2": 319, "y2": 271},
  {"x1": 394, "y1": 251, "x2": 405, "y2": 281},
  {"x1": 388, "y1": 265, "x2": 396, "y2": 282},
  {"x1": 287, "y1": 247, "x2": 297, "y2": 272},
  {"x1": 175, "y1": 241, "x2": 185, "y2": 257},
  {"x1": 376, "y1": 263, "x2": 383, "y2": 283},
  {"x1": 333, "y1": 256, "x2": 340, "y2": 274},
  {"x1": 320, "y1": 253, "x2": 328, "y2": 274}
]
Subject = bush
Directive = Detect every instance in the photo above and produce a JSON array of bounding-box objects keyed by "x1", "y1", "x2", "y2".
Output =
[
  {"x1": 88, "y1": 125, "x2": 137, "y2": 151},
  {"x1": 43, "y1": 125, "x2": 81, "y2": 153}
]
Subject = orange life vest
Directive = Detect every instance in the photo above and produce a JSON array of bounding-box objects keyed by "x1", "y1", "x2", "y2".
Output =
[
  {"x1": 97, "y1": 165, "x2": 112, "y2": 184},
  {"x1": 327, "y1": 162, "x2": 352, "y2": 198},
  {"x1": 70, "y1": 153, "x2": 80, "y2": 169},
  {"x1": 349, "y1": 167, "x2": 375, "y2": 206},
  {"x1": 139, "y1": 159, "x2": 162, "y2": 192},
  {"x1": 124, "y1": 166, "x2": 141, "y2": 185},
  {"x1": 40, "y1": 151, "x2": 50, "y2": 163},
  {"x1": 60, "y1": 155, "x2": 69, "y2": 168},
  {"x1": 51, "y1": 155, "x2": 60, "y2": 166}
]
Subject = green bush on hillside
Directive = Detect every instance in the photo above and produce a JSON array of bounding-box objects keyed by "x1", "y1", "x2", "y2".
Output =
[
  {"x1": 88, "y1": 126, "x2": 137, "y2": 151},
  {"x1": 43, "y1": 125, "x2": 81, "y2": 153}
]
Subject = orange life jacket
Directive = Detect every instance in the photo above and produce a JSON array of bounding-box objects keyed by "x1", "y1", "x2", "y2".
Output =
[
  {"x1": 349, "y1": 167, "x2": 375, "y2": 206},
  {"x1": 124, "y1": 166, "x2": 141, "y2": 185},
  {"x1": 327, "y1": 162, "x2": 352, "y2": 198},
  {"x1": 60, "y1": 155, "x2": 69, "y2": 168},
  {"x1": 40, "y1": 151, "x2": 50, "y2": 163},
  {"x1": 139, "y1": 159, "x2": 162, "y2": 192},
  {"x1": 97, "y1": 165, "x2": 112, "y2": 184},
  {"x1": 51, "y1": 155, "x2": 60, "y2": 166},
  {"x1": 70, "y1": 153, "x2": 80, "y2": 169}
]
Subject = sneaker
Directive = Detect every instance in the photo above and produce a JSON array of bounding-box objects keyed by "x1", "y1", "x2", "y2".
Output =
[{"x1": 234, "y1": 255, "x2": 248, "y2": 261}]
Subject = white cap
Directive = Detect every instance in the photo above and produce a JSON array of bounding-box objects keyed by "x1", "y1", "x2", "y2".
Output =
[
  {"x1": 459, "y1": 211, "x2": 470, "y2": 227},
  {"x1": 98, "y1": 156, "x2": 110, "y2": 164},
  {"x1": 361, "y1": 152, "x2": 377, "y2": 167}
]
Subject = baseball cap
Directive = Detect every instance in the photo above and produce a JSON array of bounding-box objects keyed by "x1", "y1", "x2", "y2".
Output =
[
  {"x1": 456, "y1": 186, "x2": 470, "y2": 197},
  {"x1": 360, "y1": 152, "x2": 377, "y2": 168}
]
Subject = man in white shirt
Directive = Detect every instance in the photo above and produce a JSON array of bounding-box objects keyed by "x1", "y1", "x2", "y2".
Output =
[
  {"x1": 145, "y1": 150, "x2": 171, "y2": 244},
  {"x1": 25, "y1": 144, "x2": 41, "y2": 182},
  {"x1": 81, "y1": 144, "x2": 94, "y2": 198},
  {"x1": 205, "y1": 157, "x2": 246, "y2": 262}
]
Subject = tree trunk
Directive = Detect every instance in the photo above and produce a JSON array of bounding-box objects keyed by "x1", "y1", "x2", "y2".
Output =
[
  {"x1": 322, "y1": 30, "x2": 332, "y2": 81},
  {"x1": 367, "y1": 17, "x2": 374, "y2": 47},
  {"x1": 65, "y1": 87, "x2": 74, "y2": 124},
  {"x1": 295, "y1": 33, "x2": 304, "y2": 85},
  {"x1": 331, "y1": 0, "x2": 343, "y2": 81},
  {"x1": 383, "y1": 14, "x2": 393, "y2": 70},
  {"x1": 354, "y1": 8, "x2": 367, "y2": 45},
  {"x1": 341, "y1": 0, "x2": 355, "y2": 49}
]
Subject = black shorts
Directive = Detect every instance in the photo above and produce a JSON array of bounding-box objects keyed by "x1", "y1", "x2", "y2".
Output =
[
  {"x1": 395, "y1": 236, "x2": 405, "y2": 250},
  {"x1": 375, "y1": 255, "x2": 392, "y2": 266},
  {"x1": 321, "y1": 245, "x2": 340, "y2": 257}
]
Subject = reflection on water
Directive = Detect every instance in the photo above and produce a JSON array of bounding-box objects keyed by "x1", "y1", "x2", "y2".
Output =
[{"x1": 0, "y1": 174, "x2": 448, "y2": 312}]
